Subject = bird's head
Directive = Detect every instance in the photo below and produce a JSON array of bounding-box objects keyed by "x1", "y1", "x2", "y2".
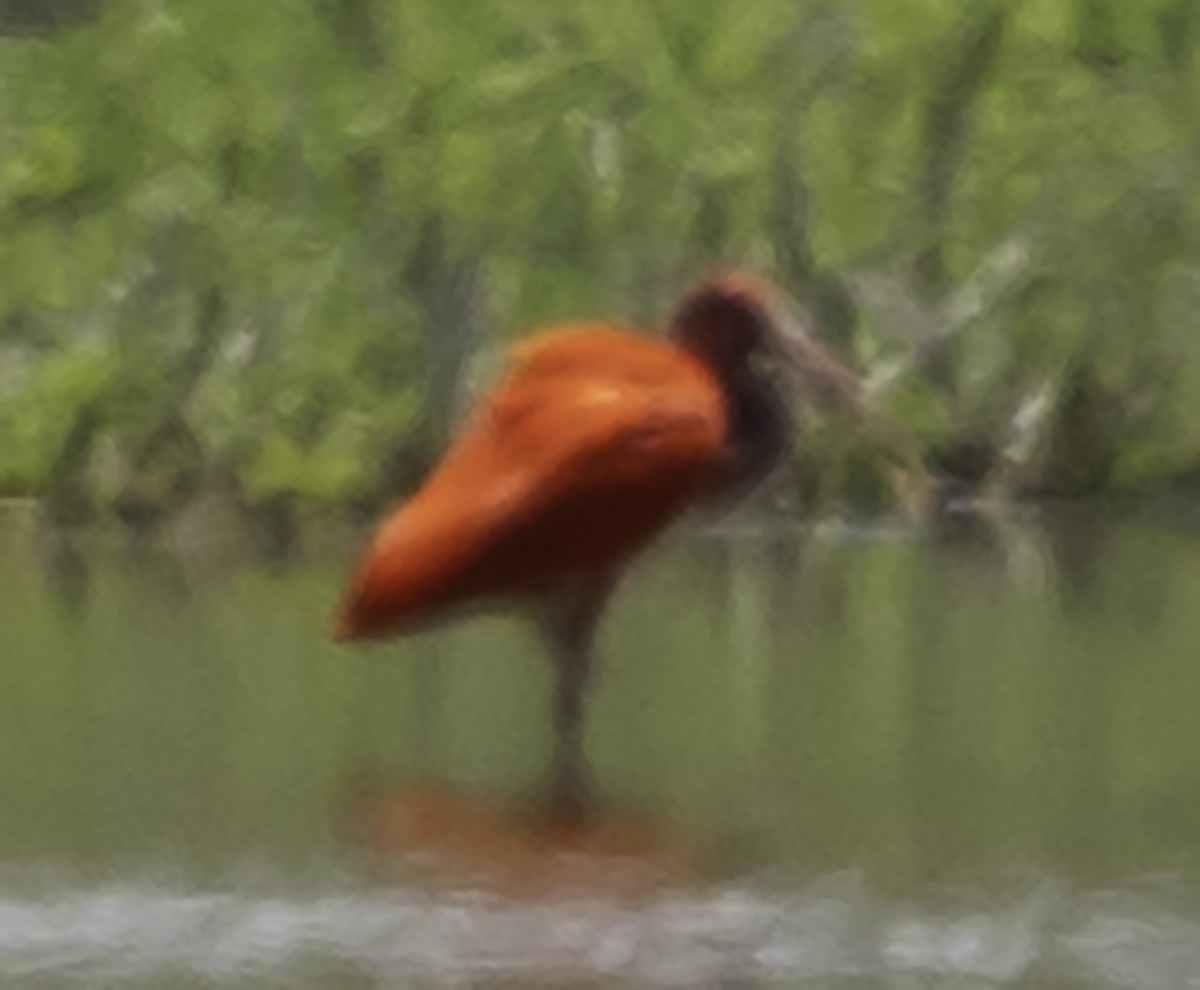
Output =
[
  {"x1": 669, "y1": 268, "x2": 864, "y2": 413},
  {"x1": 670, "y1": 268, "x2": 931, "y2": 498}
]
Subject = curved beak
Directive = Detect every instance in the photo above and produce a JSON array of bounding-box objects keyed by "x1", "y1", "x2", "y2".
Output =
[
  {"x1": 770, "y1": 315, "x2": 868, "y2": 417},
  {"x1": 769, "y1": 311, "x2": 933, "y2": 503}
]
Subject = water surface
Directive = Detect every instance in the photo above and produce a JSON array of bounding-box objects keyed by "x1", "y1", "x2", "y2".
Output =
[{"x1": 3, "y1": 503, "x2": 1200, "y2": 987}]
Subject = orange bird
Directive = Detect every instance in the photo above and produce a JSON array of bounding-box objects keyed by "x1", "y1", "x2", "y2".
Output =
[{"x1": 335, "y1": 270, "x2": 885, "y2": 812}]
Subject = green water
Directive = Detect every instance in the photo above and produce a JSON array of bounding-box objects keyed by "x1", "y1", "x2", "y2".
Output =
[{"x1": 3, "y1": 502, "x2": 1200, "y2": 987}]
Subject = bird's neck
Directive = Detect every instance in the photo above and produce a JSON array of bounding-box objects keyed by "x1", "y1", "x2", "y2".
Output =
[{"x1": 710, "y1": 367, "x2": 791, "y2": 503}]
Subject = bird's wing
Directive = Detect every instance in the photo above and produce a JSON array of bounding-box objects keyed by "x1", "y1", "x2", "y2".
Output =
[{"x1": 338, "y1": 328, "x2": 728, "y2": 638}]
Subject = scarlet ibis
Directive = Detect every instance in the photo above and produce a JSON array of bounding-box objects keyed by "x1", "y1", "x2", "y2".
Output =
[{"x1": 335, "y1": 269, "x2": 902, "y2": 814}]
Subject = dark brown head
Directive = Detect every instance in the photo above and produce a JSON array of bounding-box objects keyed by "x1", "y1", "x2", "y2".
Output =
[
  {"x1": 669, "y1": 270, "x2": 931, "y2": 502},
  {"x1": 669, "y1": 269, "x2": 865, "y2": 413}
]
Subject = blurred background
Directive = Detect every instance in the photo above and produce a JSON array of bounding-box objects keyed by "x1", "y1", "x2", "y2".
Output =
[
  {"x1": 3, "y1": 0, "x2": 1200, "y2": 533},
  {"x1": 5, "y1": 2, "x2": 1200, "y2": 988}
]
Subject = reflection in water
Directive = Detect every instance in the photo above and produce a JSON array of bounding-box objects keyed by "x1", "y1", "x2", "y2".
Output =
[
  {"x1": 33, "y1": 518, "x2": 91, "y2": 619},
  {"x1": 1042, "y1": 506, "x2": 1109, "y2": 610},
  {"x1": 340, "y1": 776, "x2": 697, "y2": 898},
  {"x1": 1040, "y1": 504, "x2": 1177, "y2": 633},
  {"x1": 120, "y1": 539, "x2": 197, "y2": 605},
  {"x1": 6, "y1": 508, "x2": 1200, "y2": 986},
  {"x1": 338, "y1": 598, "x2": 703, "y2": 897}
]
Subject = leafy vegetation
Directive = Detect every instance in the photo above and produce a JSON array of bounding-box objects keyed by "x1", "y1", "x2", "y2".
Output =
[{"x1": 2, "y1": 0, "x2": 1199, "y2": 539}]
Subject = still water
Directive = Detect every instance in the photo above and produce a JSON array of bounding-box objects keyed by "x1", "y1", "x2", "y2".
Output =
[{"x1": 3, "y1": 502, "x2": 1200, "y2": 987}]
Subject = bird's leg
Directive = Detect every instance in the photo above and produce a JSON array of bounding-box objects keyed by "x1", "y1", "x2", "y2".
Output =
[{"x1": 540, "y1": 576, "x2": 611, "y2": 827}]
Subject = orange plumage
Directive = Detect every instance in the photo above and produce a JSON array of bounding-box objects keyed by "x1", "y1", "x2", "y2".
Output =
[
  {"x1": 337, "y1": 324, "x2": 729, "y2": 639},
  {"x1": 334, "y1": 270, "x2": 873, "y2": 817}
]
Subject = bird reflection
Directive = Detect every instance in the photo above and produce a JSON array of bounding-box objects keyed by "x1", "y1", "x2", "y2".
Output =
[
  {"x1": 339, "y1": 771, "x2": 697, "y2": 897},
  {"x1": 33, "y1": 515, "x2": 91, "y2": 619}
]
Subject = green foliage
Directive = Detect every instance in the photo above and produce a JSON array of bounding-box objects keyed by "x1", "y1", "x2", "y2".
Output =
[
  {"x1": 0, "y1": 346, "x2": 115, "y2": 490},
  {"x1": 1, "y1": 0, "x2": 1199, "y2": 523}
]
